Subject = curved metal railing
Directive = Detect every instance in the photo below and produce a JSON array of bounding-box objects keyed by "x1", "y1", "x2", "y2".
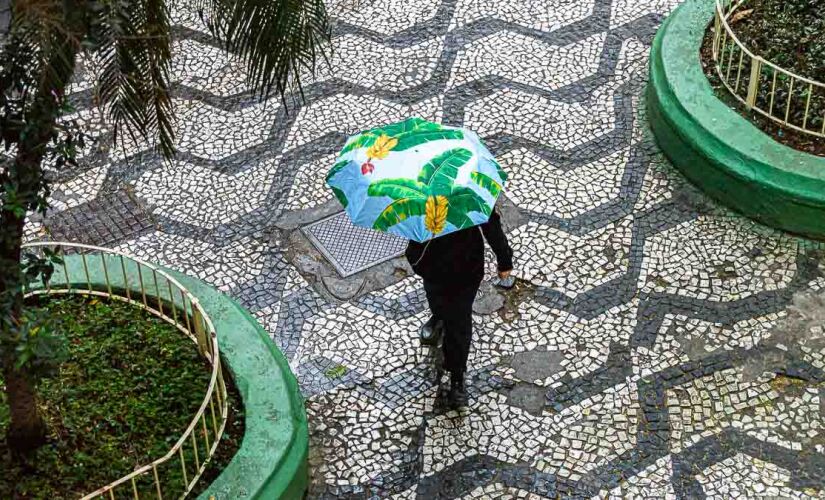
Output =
[
  {"x1": 20, "y1": 241, "x2": 228, "y2": 499},
  {"x1": 712, "y1": 0, "x2": 825, "y2": 138}
]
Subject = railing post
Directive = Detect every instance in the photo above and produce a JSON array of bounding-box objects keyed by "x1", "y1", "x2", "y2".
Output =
[
  {"x1": 193, "y1": 305, "x2": 207, "y2": 355},
  {"x1": 746, "y1": 57, "x2": 761, "y2": 109},
  {"x1": 19, "y1": 242, "x2": 228, "y2": 499}
]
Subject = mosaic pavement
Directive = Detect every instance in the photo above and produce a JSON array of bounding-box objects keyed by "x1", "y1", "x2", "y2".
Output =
[{"x1": 22, "y1": 0, "x2": 825, "y2": 497}]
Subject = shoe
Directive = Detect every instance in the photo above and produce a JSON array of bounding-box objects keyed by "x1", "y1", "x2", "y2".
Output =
[
  {"x1": 447, "y1": 371, "x2": 468, "y2": 408},
  {"x1": 419, "y1": 316, "x2": 443, "y2": 346}
]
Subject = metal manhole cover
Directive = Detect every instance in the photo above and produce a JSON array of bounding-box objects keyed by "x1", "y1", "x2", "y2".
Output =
[{"x1": 302, "y1": 212, "x2": 407, "y2": 278}]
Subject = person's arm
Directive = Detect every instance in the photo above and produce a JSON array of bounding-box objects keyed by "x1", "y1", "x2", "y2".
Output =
[{"x1": 480, "y1": 209, "x2": 513, "y2": 274}]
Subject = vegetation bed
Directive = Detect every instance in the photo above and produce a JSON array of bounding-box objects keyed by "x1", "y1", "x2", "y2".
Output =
[
  {"x1": 0, "y1": 295, "x2": 243, "y2": 499},
  {"x1": 701, "y1": 0, "x2": 825, "y2": 156}
]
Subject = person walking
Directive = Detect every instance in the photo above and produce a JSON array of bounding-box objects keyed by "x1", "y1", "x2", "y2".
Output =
[{"x1": 406, "y1": 207, "x2": 514, "y2": 408}]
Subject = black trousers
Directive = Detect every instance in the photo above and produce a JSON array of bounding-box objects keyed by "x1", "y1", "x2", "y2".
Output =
[{"x1": 423, "y1": 278, "x2": 482, "y2": 375}]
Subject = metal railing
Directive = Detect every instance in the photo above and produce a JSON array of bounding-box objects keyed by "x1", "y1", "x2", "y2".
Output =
[
  {"x1": 712, "y1": 0, "x2": 825, "y2": 138},
  {"x1": 20, "y1": 242, "x2": 228, "y2": 499}
]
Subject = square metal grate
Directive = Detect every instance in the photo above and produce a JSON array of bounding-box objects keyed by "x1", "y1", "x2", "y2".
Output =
[{"x1": 302, "y1": 212, "x2": 407, "y2": 278}]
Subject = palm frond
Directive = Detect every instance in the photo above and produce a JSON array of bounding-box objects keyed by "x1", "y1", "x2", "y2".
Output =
[
  {"x1": 91, "y1": 0, "x2": 175, "y2": 158},
  {"x1": 197, "y1": 0, "x2": 331, "y2": 102}
]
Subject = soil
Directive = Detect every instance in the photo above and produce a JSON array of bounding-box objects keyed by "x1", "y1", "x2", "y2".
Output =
[{"x1": 699, "y1": 0, "x2": 825, "y2": 157}]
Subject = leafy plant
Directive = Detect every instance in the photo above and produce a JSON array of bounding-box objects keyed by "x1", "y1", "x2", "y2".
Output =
[
  {"x1": 0, "y1": 295, "x2": 242, "y2": 498},
  {"x1": 1, "y1": 0, "x2": 330, "y2": 452}
]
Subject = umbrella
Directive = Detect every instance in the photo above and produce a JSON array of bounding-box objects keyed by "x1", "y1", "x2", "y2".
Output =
[{"x1": 325, "y1": 117, "x2": 507, "y2": 243}]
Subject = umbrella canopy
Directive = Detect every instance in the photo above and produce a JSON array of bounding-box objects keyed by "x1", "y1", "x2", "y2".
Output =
[{"x1": 326, "y1": 117, "x2": 507, "y2": 243}]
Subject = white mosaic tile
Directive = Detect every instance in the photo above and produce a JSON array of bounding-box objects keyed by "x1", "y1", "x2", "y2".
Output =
[
  {"x1": 464, "y1": 84, "x2": 620, "y2": 151},
  {"x1": 447, "y1": 32, "x2": 605, "y2": 91},
  {"x1": 48, "y1": 166, "x2": 108, "y2": 213},
  {"x1": 332, "y1": 0, "x2": 441, "y2": 35},
  {"x1": 295, "y1": 303, "x2": 429, "y2": 381},
  {"x1": 596, "y1": 456, "x2": 676, "y2": 499},
  {"x1": 640, "y1": 216, "x2": 799, "y2": 301},
  {"x1": 501, "y1": 147, "x2": 630, "y2": 218},
  {"x1": 306, "y1": 388, "x2": 431, "y2": 485},
  {"x1": 133, "y1": 157, "x2": 279, "y2": 229},
  {"x1": 283, "y1": 93, "x2": 442, "y2": 151},
  {"x1": 696, "y1": 454, "x2": 819, "y2": 500},
  {"x1": 304, "y1": 35, "x2": 444, "y2": 92},
  {"x1": 171, "y1": 39, "x2": 249, "y2": 97},
  {"x1": 610, "y1": 0, "x2": 682, "y2": 30},
  {"x1": 449, "y1": 0, "x2": 594, "y2": 33},
  {"x1": 509, "y1": 217, "x2": 633, "y2": 298},
  {"x1": 473, "y1": 299, "x2": 638, "y2": 384}
]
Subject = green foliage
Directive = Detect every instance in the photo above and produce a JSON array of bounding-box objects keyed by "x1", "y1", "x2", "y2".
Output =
[
  {"x1": 373, "y1": 198, "x2": 428, "y2": 231},
  {"x1": 367, "y1": 148, "x2": 494, "y2": 234},
  {"x1": 10, "y1": 308, "x2": 67, "y2": 374},
  {"x1": 470, "y1": 171, "x2": 502, "y2": 198},
  {"x1": 418, "y1": 148, "x2": 473, "y2": 194},
  {"x1": 323, "y1": 364, "x2": 347, "y2": 379},
  {"x1": 0, "y1": 295, "x2": 241, "y2": 498},
  {"x1": 393, "y1": 129, "x2": 465, "y2": 152},
  {"x1": 325, "y1": 160, "x2": 348, "y2": 182},
  {"x1": 1, "y1": 0, "x2": 329, "y2": 451},
  {"x1": 339, "y1": 118, "x2": 464, "y2": 154},
  {"x1": 368, "y1": 177, "x2": 427, "y2": 200},
  {"x1": 735, "y1": 0, "x2": 825, "y2": 80},
  {"x1": 331, "y1": 186, "x2": 349, "y2": 208}
]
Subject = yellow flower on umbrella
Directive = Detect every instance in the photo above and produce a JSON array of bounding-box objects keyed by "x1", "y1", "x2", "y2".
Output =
[
  {"x1": 326, "y1": 117, "x2": 508, "y2": 243},
  {"x1": 367, "y1": 134, "x2": 398, "y2": 159},
  {"x1": 362, "y1": 134, "x2": 398, "y2": 174}
]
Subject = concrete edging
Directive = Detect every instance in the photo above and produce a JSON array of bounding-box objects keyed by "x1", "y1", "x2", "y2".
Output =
[
  {"x1": 647, "y1": 0, "x2": 825, "y2": 238},
  {"x1": 170, "y1": 270, "x2": 309, "y2": 500},
  {"x1": 37, "y1": 255, "x2": 308, "y2": 500}
]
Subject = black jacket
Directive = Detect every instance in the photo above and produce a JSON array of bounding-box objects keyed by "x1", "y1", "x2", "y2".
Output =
[{"x1": 405, "y1": 209, "x2": 513, "y2": 285}]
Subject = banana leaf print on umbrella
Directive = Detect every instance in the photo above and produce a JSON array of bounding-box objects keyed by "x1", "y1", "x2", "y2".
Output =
[{"x1": 326, "y1": 117, "x2": 507, "y2": 243}]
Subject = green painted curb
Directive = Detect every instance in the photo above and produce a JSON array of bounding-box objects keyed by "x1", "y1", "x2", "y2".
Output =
[
  {"x1": 647, "y1": 0, "x2": 825, "y2": 238},
  {"x1": 171, "y1": 271, "x2": 308, "y2": 500},
  {"x1": 31, "y1": 255, "x2": 308, "y2": 500}
]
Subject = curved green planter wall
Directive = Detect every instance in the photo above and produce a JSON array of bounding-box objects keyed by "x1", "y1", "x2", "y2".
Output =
[
  {"x1": 172, "y1": 270, "x2": 308, "y2": 500},
  {"x1": 647, "y1": 0, "x2": 825, "y2": 238},
  {"x1": 37, "y1": 255, "x2": 308, "y2": 500}
]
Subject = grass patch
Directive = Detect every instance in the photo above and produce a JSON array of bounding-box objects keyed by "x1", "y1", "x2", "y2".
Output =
[{"x1": 0, "y1": 295, "x2": 244, "y2": 499}]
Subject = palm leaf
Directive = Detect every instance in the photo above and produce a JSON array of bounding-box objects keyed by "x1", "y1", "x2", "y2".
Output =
[
  {"x1": 339, "y1": 118, "x2": 441, "y2": 155},
  {"x1": 196, "y1": 0, "x2": 331, "y2": 101},
  {"x1": 373, "y1": 198, "x2": 426, "y2": 231},
  {"x1": 339, "y1": 133, "x2": 378, "y2": 155},
  {"x1": 418, "y1": 148, "x2": 472, "y2": 193},
  {"x1": 446, "y1": 210, "x2": 475, "y2": 230},
  {"x1": 470, "y1": 171, "x2": 502, "y2": 198},
  {"x1": 368, "y1": 178, "x2": 427, "y2": 200},
  {"x1": 394, "y1": 129, "x2": 464, "y2": 151},
  {"x1": 380, "y1": 117, "x2": 440, "y2": 137},
  {"x1": 492, "y1": 159, "x2": 508, "y2": 183},
  {"x1": 331, "y1": 186, "x2": 348, "y2": 208},
  {"x1": 93, "y1": 0, "x2": 176, "y2": 158},
  {"x1": 450, "y1": 187, "x2": 492, "y2": 216}
]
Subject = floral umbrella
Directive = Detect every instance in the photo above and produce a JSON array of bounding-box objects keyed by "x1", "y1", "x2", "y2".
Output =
[{"x1": 325, "y1": 117, "x2": 507, "y2": 243}]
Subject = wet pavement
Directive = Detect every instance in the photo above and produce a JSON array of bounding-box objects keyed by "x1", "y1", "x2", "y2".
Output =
[{"x1": 28, "y1": 0, "x2": 825, "y2": 497}]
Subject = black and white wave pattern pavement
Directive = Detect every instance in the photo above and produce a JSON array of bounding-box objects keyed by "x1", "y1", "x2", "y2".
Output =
[{"x1": 24, "y1": 0, "x2": 825, "y2": 497}]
